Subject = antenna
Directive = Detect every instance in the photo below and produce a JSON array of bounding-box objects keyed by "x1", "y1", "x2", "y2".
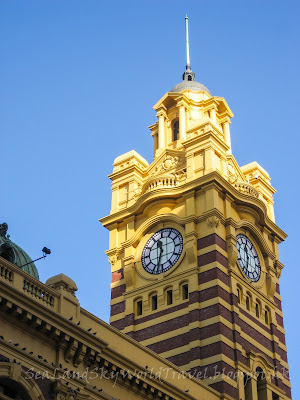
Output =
[{"x1": 185, "y1": 15, "x2": 190, "y2": 70}]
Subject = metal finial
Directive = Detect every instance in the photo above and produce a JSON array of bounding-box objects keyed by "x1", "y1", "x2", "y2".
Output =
[
  {"x1": 182, "y1": 16, "x2": 195, "y2": 81},
  {"x1": 185, "y1": 15, "x2": 190, "y2": 69}
]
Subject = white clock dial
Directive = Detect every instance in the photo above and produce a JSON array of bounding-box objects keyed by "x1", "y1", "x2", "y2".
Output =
[
  {"x1": 236, "y1": 234, "x2": 261, "y2": 282},
  {"x1": 141, "y1": 228, "x2": 183, "y2": 275}
]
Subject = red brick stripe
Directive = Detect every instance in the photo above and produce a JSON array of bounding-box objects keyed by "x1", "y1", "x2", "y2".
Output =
[
  {"x1": 112, "y1": 269, "x2": 124, "y2": 282},
  {"x1": 198, "y1": 250, "x2": 228, "y2": 268},
  {"x1": 132, "y1": 298, "x2": 190, "y2": 324},
  {"x1": 189, "y1": 362, "x2": 238, "y2": 399},
  {"x1": 210, "y1": 381, "x2": 238, "y2": 400},
  {"x1": 275, "y1": 313, "x2": 284, "y2": 328},
  {"x1": 199, "y1": 341, "x2": 236, "y2": 361},
  {"x1": 147, "y1": 331, "x2": 190, "y2": 354},
  {"x1": 146, "y1": 321, "x2": 238, "y2": 356},
  {"x1": 199, "y1": 285, "x2": 231, "y2": 303},
  {"x1": 198, "y1": 266, "x2": 229, "y2": 285},
  {"x1": 197, "y1": 234, "x2": 227, "y2": 251},
  {"x1": 111, "y1": 301, "x2": 125, "y2": 316},
  {"x1": 239, "y1": 318, "x2": 272, "y2": 353},
  {"x1": 274, "y1": 296, "x2": 282, "y2": 311},
  {"x1": 111, "y1": 284, "x2": 126, "y2": 299},
  {"x1": 238, "y1": 307, "x2": 271, "y2": 334},
  {"x1": 132, "y1": 313, "x2": 191, "y2": 342}
]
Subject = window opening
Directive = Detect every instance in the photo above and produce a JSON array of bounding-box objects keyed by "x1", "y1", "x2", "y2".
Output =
[
  {"x1": 167, "y1": 290, "x2": 173, "y2": 305},
  {"x1": 246, "y1": 295, "x2": 250, "y2": 311},
  {"x1": 173, "y1": 120, "x2": 179, "y2": 141},
  {"x1": 182, "y1": 284, "x2": 189, "y2": 300},
  {"x1": 257, "y1": 368, "x2": 267, "y2": 400},
  {"x1": 244, "y1": 373, "x2": 252, "y2": 400},
  {"x1": 136, "y1": 300, "x2": 143, "y2": 316},
  {"x1": 256, "y1": 302, "x2": 260, "y2": 318},
  {"x1": 151, "y1": 295, "x2": 158, "y2": 311},
  {"x1": 265, "y1": 309, "x2": 270, "y2": 325}
]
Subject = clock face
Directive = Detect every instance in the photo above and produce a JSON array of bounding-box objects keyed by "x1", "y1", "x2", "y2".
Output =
[
  {"x1": 236, "y1": 234, "x2": 261, "y2": 282},
  {"x1": 141, "y1": 228, "x2": 183, "y2": 275}
]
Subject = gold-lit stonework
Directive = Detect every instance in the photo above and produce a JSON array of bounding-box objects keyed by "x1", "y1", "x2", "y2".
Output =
[
  {"x1": 101, "y1": 71, "x2": 291, "y2": 400},
  {"x1": 0, "y1": 17, "x2": 291, "y2": 400}
]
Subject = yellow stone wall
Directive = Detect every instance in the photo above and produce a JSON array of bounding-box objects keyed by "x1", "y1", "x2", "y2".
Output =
[{"x1": 101, "y1": 87, "x2": 290, "y2": 400}]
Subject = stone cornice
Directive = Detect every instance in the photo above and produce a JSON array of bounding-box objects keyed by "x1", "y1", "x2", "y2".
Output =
[
  {"x1": 101, "y1": 172, "x2": 287, "y2": 242},
  {"x1": 0, "y1": 287, "x2": 227, "y2": 400}
]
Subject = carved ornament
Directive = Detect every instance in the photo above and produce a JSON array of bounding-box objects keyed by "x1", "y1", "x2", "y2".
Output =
[
  {"x1": 227, "y1": 162, "x2": 238, "y2": 184},
  {"x1": 206, "y1": 216, "x2": 220, "y2": 228},
  {"x1": 151, "y1": 155, "x2": 185, "y2": 176}
]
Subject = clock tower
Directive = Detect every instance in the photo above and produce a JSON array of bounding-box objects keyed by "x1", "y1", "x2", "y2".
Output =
[{"x1": 101, "y1": 18, "x2": 291, "y2": 400}]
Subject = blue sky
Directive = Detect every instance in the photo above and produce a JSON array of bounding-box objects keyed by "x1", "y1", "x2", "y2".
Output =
[{"x1": 1, "y1": 1, "x2": 299, "y2": 397}]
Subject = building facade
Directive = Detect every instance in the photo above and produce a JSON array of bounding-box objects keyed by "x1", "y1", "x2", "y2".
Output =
[
  {"x1": 101, "y1": 65, "x2": 291, "y2": 400},
  {"x1": 0, "y1": 24, "x2": 291, "y2": 400},
  {"x1": 0, "y1": 226, "x2": 227, "y2": 400}
]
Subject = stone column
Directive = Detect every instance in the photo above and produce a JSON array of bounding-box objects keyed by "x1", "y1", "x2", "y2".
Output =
[
  {"x1": 153, "y1": 132, "x2": 158, "y2": 158},
  {"x1": 210, "y1": 107, "x2": 217, "y2": 124},
  {"x1": 223, "y1": 120, "x2": 232, "y2": 155},
  {"x1": 237, "y1": 370, "x2": 246, "y2": 400},
  {"x1": 179, "y1": 103, "x2": 186, "y2": 140},
  {"x1": 157, "y1": 110, "x2": 166, "y2": 149}
]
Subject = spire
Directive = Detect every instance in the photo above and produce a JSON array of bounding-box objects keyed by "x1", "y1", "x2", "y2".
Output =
[{"x1": 183, "y1": 15, "x2": 195, "y2": 82}]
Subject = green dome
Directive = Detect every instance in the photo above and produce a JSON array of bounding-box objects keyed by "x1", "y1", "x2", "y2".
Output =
[{"x1": 0, "y1": 223, "x2": 39, "y2": 280}]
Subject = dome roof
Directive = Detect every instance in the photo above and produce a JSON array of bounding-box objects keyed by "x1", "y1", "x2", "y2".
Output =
[
  {"x1": 170, "y1": 80, "x2": 211, "y2": 95},
  {"x1": 0, "y1": 223, "x2": 39, "y2": 280}
]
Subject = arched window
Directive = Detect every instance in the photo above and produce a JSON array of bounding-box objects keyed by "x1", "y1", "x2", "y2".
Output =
[
  {"x1": 256, "y1": 300, "x2": 261, "y2": 318},
  {"x1": 167, "y1": 289, "x2": 173, "y2": 305},
  {"x1": 151, "y1": 294, "x2": 158, "y2": 311},
  {"x1": 0, "y1": 378, "x2": 31, "y2": 400},
  {"x1": 244, "y1": 373, "x2": 252, "y2": 400},
  {"x1": 136, "y1": 299, "x2": 143, "y2": 316},
  {"x1": 237, "y1": 287, "x2": 241, "y2": 304},
  {"x1": 256, "y1": 368, "x2": 267, "y2": 400},
  {"x1": 265, "y1": 308, "x2": 270, "y2": 325},
  {"x1": 172, "y1": 120, "x2": 179, "y2": 141},
  {"x1": 182, "y1": 283, "x2": 189, "y2": 300},
  {"x1": 246, "y1": 294, "x2": 251, "y2": 311}
]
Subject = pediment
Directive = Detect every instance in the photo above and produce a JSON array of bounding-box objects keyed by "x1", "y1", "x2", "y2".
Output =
[
  {"x1": 147, "y1": 150, "x2": 186, "y2": 178},
  {"x1": 227, "y1": 155, "x2": 246, "y2": 183}
]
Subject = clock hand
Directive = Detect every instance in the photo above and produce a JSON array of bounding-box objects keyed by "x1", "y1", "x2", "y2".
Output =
[
  {"x1": 244, "y1": 244, "x2": 249, "y2": 268},
  {"x1": 157, "y1": 240, "x2": 164, "y2": 266}
]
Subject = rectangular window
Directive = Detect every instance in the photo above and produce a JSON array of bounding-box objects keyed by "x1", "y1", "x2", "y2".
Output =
[
  {"x1": 136, "y1": 300, "x2": 143, "y2": 316},
  {"x1": 167, "y1": 290, "x2": 173, "y2": 305},
  {"x1": 182, "y1": 284, "x2": 189, "y2": 300},
  {"x1": 151, "y1": 295, "x2": 158, "y2": 311}
]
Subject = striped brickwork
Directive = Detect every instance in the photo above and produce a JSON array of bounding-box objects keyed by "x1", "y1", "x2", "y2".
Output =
[{"x1": 110, "y1": 233, "x2": 291, "y2": 399}]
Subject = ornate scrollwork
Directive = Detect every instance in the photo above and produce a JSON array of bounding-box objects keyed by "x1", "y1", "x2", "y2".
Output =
[{"x1": 151, "y1": 155, "x2": 185, "y2": 176}]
